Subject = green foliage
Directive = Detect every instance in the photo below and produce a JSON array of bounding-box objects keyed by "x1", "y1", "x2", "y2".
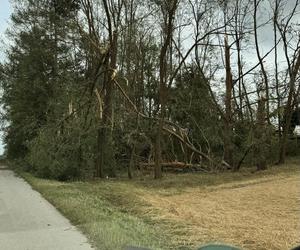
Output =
[
  {"x1": 1, "y1": 26, "x2": 54, "y2": 158},
  {"x1": 27, "y1": 116, "x2": 97, "y2": 180},
  {"x1": 168, "y1": 66, "x2": 222, "y2": 160},
  {"x1": 286, "y1": 139, "x2": 300, "y2": 157},
  {"x1": 1, "y1": 0, "x2": 85, "y2": 178}
]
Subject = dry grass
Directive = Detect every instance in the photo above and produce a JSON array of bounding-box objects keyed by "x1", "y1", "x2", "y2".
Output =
[{"x1": 140, "y1": 174, "x2": 300, "y2": 250}]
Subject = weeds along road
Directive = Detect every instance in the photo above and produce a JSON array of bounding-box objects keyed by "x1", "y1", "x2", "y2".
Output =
[{"x1": 0, "y1": 166, "x2": 94, "y2": 250}]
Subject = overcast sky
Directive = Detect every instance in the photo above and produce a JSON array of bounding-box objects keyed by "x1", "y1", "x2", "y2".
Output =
[
  {"x1": 0, "y1": 0, "x2": 10, "y2": 58},
  {"x1": 0, "y1": 0, "x2": 10, "y2": 154}
]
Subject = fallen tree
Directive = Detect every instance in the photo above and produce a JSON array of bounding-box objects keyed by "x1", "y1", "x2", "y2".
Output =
[
  {"x1": 113, "y1": 77, "x2": 230, "y2": 170},
  {"x1": 139, "y1": 161, "x2": 210, "y2": 172}
]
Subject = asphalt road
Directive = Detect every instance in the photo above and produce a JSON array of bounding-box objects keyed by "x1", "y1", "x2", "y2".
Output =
[{"x1": 0, "y1": 166, "x2": 94, "y2": 250}]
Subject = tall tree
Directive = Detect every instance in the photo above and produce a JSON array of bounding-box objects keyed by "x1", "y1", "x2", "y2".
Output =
[{"x1": 154, "y1": 0, "x2": 179, "y2": 179}]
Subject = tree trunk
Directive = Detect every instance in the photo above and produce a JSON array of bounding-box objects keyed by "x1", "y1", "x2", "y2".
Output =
[
  {"x1": 224, "y1": 36, "x2": 234, "y2": 167},
  {"x1": 254, "y1": 0, "x2": 270, "y2": 123},
  {"x1": 95, "y1": 31, "x2": 118, "y2": 178},
  {"x1": 128, "y1": 145, "x2": 135, "y2": 179},
  {"x1": 255, "y1": 98, "x2": 267, "y2": 171},
  {"x1": 154, "y1": 1, "x2": 178, "y2": 179}
]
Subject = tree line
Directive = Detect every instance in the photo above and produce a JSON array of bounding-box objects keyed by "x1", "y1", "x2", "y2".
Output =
[{"x1": 0, "y1": 0, "x2": 299, "y2": 180}]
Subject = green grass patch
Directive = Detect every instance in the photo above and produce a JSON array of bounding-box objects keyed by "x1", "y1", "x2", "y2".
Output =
[{"x1": 21, "y1": 174, "x2": 169, "y2": 250}]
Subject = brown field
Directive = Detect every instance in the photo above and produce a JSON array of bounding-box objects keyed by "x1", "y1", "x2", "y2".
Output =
[{"x1": 140, "y1": 175, "x2": 300, "y2": 250}]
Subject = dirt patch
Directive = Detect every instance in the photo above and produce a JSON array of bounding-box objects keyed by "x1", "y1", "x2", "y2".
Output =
[{"x1": 141, "y1": 175, "x2": 300, "y2": 250}]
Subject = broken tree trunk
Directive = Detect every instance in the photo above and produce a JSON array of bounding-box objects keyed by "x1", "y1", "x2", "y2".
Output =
[{"x1": 224, "y1": 36, "x2": 234, "y2": 168}]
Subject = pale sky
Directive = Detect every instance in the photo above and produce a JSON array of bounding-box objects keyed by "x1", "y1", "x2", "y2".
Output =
[
  {"x1": 0, "y1": 0, "x2": 11, "y2": 154},
  {"x1": 0, "y1": 0, "x2": 11, "y2": 56}
]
